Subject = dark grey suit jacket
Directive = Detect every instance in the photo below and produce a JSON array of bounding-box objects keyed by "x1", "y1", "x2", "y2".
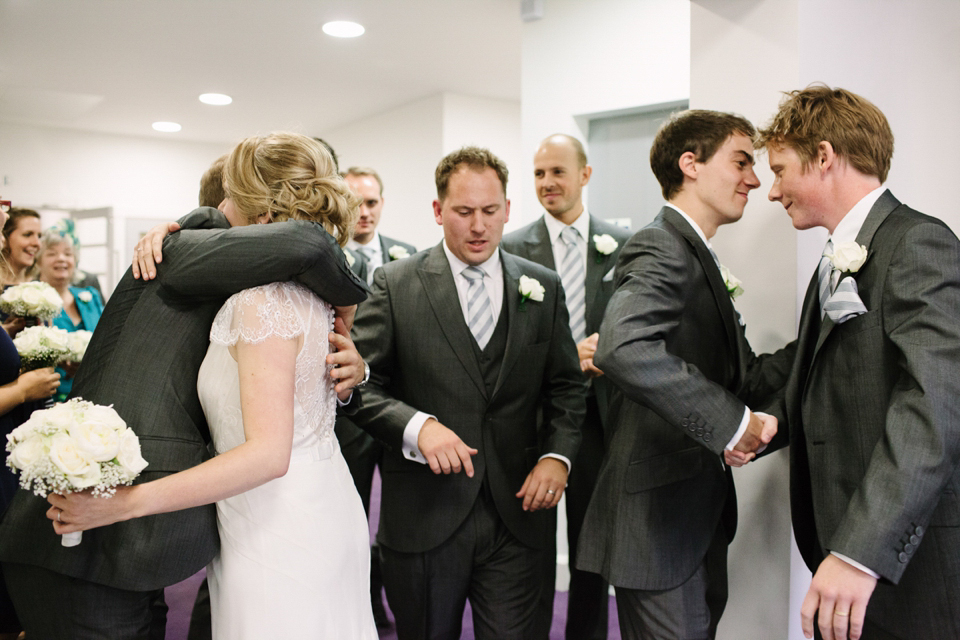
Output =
[
  {"x1": 770, "y1": 191, "x2": 960, "y2": 638},
  {"x1": 576, "y1": 207, "x2": 790, "y2": 590},
  {"x1": 0, "y1": 208, "x2": 368, "y2": 591},
  {"x1": 501, "y1": 213, "x2": 632, "y2": 432},
  {"x1": 350, "y1": 244, "x2": 586, "y2": 554}
]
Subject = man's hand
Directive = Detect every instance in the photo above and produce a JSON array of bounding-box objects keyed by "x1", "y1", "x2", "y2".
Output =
[
  {"x1": 734, "y1": 411, "x2": 777, "y2": 455},
  {"x1": 801, "y1": 554, "x2": 878, "y2": 640},
  {"x1": 327, "y1": 316, "x2": 364, "y2": 401},
  {"x1": 417, "y1": 419, "x2": 478, "y2": 477},
  {"x1": 577, "y1": 333, "x2": 604, "y2": 377},
  {"x1": 516, "y1": 457, "x2": 568, "y2": 512},
  {"x1": 333, "y1": 305, "x2": 357, "y2": 332},
  {"x1": 132, "y1": 221, "x2": 180, "y2": 280}
]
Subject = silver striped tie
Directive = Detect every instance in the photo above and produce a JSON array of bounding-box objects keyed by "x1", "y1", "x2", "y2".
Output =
[
  {"x1": 559, "y1": 226, "x2": 587, "y2": 344},
  {"x1": 818, "y1": 239, "x2": 834, "y2": 319},
  {"x1": 463, "y1": 266, "x2": 494, "y2": 349}
]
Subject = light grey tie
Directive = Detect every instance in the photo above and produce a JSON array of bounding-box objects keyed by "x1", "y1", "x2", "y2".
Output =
[
  {"x1": 818, "y1": 239, "x2": 834, "y2": 319},
  {"x1": 358, "y1": 246, "x2": 378, "y2": 284},
  {"x1": 462, "y1": 266, "x2": 494, "y2": 349},
  {"x1": 559, "y1": 226, "x2": 587, "y2": 344}
]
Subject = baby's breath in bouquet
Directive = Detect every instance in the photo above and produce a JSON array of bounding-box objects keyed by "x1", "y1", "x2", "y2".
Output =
[
  {"x1": 0, "y1": 281, "x2": 63, "y2": 322},
  {"x1": 66, "y1": 330, "x2": 93, "y2": 363},
  {"x1": 13, "y1": 325, "x2": 72, "y2": 371},
  {"x1": 5, "y1": 398, "x2": 149, "y2": 546}
]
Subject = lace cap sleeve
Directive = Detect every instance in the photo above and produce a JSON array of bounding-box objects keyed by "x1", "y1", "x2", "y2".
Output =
[{"x1": 210, "y1": 281, "x2": 309, "y2": 346}]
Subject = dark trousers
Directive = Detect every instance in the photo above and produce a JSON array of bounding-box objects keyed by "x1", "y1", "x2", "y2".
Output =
[
  {"x1": 536, "y1": 397, "x2": 610, "y2": 639},
  {"x1": 380, "y1": 487, "x2": 546, "y2": 640},
  {"x1": 614, "y1": 522, "x2": 729, "y2": 640},
  {"x1": 3, "y1": 561, "x2": 166, "y2": 640}
]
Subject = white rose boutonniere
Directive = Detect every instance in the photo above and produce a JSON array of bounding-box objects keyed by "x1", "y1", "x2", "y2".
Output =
[
  {"x1": 593, "y1": 234, "x2": 618, "y2": 263},
  {"x1": 518, "y1": 275, "x2": 545, "y2": 311},
  {"x1": 828, "y1": 241, "x2": 868, "y2": 274},
  {"x1": 77, "y1": 290, "x2": 94, "y2": 303},
  {"x1": 388, "y1": 245, "x2": 410, "y2": 260},
  {"x1": 719, "y1": 264, "x2": 744, "y2": 300}
]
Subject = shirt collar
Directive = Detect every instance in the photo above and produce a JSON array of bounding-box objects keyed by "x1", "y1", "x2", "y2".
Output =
[
  {"x1": 664, "y1": 203, "x2": 711, "y2": 248},
  {"x1": 829, "y1": 186, "x2": 886, "y2": 246},
  {"x1": 542, "y1": 210, "x2": 590, "y2": 244},
  {"x1": 442, "y1": 240, "x2": 502, "y2": 280},
  {"x1": 347, "y1": 231, "x2": 382, "y2": 253}
]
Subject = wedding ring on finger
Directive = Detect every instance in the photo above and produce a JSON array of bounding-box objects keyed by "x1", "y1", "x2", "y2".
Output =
[
  {"x1": 546, "y1": 489, "x2": 556, "y2": 495},
  {"x1": 834, "y1": 610, "x2": 849, "y2": 617},
  {"x1": 57, "y1": 510, "x2": 62, "y2": 523}
]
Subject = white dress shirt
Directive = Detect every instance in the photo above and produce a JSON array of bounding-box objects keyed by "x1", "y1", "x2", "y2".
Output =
[{"x1": 542, "y1": 210, "x2": 590, "y2": 274}]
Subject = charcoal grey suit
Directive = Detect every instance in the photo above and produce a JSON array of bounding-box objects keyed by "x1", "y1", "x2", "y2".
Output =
[
  {"x1": 0, "y1": 208, "x2": 367, "y2": 638},
  {"x1": 770, "y1": 190, "x2": 960, "y2": 639},
  {"x1": 577, "y1": 208, "x2": 790, "y2": 638}
]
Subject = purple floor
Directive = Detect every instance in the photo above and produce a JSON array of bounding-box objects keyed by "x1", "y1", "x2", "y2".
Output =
[{"x1": 164, "y1": 468, "x2": 621, "y2": 639}]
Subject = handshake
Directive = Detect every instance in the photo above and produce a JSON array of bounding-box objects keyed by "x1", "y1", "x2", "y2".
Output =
[{"x1": 725, "y1": 412, "x2": 777, "y2": 468}]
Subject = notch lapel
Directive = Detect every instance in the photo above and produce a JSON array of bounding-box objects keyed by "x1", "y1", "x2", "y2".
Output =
[
  {"x1": 418, "y1": 245, "x2": 487, "y2": 398},
  {"x1": 521, "y1": 218, "x2": 557, "y2": 270}
]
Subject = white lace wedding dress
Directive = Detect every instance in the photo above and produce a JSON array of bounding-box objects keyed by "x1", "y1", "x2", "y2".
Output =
[{"x1": 197, "y1": 281, "x2": 377, "y2": 639}]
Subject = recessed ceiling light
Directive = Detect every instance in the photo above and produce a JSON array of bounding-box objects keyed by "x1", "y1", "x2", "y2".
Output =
[
  {"x1": 152, "y1": 121, "x2": 181, "y2": 133},
  {"x1": 199, "y1": 93, "x2": 232, "y2": 106},
  {"x1": 322, "y1": 21, "x2": 364, "y2": 38}
]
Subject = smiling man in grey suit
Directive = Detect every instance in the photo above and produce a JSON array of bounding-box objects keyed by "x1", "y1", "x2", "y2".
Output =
[
  {"x1": 751, "y1": 85, "x2": 960, "y2": 640},
  {"x1": 501, "y1": 133, "x2": 630, "y2": 640},
  {"x1": 0, "y1": 201, "x2": 368, "y2": 639},
  {"x1": 577, "y1": 110, "x2": 790, "y2": 640},
  {"x1": 350, "y1": 146, "x2": 586, "y2": 639}
]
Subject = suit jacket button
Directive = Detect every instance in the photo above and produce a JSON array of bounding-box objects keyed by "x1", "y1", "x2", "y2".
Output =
[
  {"x1": 681, "y1": 419, "x2": 690, "y2": 427},
  {"x1": 898, "y1": 552, "x2": 909, "y2": 563},
  {"x1": 909, "y1": 534, "x2": 920, "y2": 545},
  {"x1": 915, "y1": 525, "x2": 925, "y2": 536},
  {"x1": 904, "y1": 543, "x2": 915, "y2": 554},
  {"x1": 703, "y1": 434, "x2": 712, "y2": 443},
  {"x1": 696, "y1": 428, "x2": 705, "y2": 437}
]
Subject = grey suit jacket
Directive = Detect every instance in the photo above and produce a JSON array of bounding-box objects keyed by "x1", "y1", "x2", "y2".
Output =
[
  {"x1": 350, "y1": 244, "x2": 586, "y2": 554},
  {"x1": 0, "y1": 208, "x2": 368, "y2": 591},
  {"x1": 379, "y1": 234, "x2": 416, "y2": 263},
  {"x1": 576, "y1": 208, "x2": 790, "y2": 590},
  {"x1": 501, "y1": 213, "x2": 632, "y2": 431},
  {"x1": 770, "y1": 191, "x2": 960, "y2": 637}
]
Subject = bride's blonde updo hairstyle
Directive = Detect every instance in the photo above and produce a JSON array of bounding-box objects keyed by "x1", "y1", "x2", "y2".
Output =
[{"x1": 222, "y1": 132, "x2": 359, "y2": 246}]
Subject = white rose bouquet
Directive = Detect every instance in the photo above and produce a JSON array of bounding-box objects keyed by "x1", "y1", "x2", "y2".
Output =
[
  {"x1": 0, "y1": 281, "x2": 64, "y2": 322},
  {"x1": 5, "y1": 398, "x2": 148, "y2": 547},
  {"x1": 13, "y1": 325, "x2": 73, "y2": 371},
  {"x1": 66, "y1": 330, "x2": 93, "y2": 363}
]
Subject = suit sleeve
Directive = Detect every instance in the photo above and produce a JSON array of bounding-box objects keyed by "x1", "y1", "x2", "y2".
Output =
[
  {"x1": 155, "y1": 220, "x2": 368, "y2": 306},
  {"x1": 346, "y1": 266, "x2": 421, "y2": 451},
  {"x1": 537, "y1": 272, "x2": 587, "y2": 462},
  {"x1": 594, "y1": 228, "x2": 746, "y2": 455},
  {"x1": 830, "y1": 221, "x2": 960, "y2": 581}
]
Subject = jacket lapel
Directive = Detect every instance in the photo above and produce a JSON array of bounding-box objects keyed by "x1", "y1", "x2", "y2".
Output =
[
  {"x1": 490, "y1": 251, "x2": 535, "y2": 400},
  {"x1": 418, "y1": 244, "x2": 487, "y2": 398},
  {"x1": 584, "y1": 216, "x2": 614, "y2": 330},
  {"x1": 521, "y1": 217, "x2": 556, "y2": 270}
]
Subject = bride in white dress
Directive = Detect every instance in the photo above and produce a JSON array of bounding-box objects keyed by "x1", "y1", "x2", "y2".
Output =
[{"x1": 50, "y1": 132, "x2": 377, "y2": 639}]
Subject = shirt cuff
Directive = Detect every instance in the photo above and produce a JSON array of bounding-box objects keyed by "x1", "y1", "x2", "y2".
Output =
[
  {"x1": 538, "y1": 453, "x2": 572, "y2": 475},
  {"x1": 336, "y1": 391, "x2": 354, "y2": 407},
  {"x1": 401, "y1": 411, "x2": 433, "y2": 464},
  {"x1": 724, "y1": 407, "x2": 752, "y2": 451},
  {"x1": 831, "y1": 552, "x2": 881, "y2": 579}
]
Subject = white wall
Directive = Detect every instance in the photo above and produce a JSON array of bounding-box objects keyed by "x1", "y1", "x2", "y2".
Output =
[
  {"x1": 519, "y1": 0, "x2": 690, "y2": 226},
  {"x1": 0, "y1": 122, "x2": 228, "y2": 284}
]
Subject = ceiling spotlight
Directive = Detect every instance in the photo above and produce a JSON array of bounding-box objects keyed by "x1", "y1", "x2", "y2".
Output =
[
  {"x1": 322, "y1": 21, "x2": 365, "y2": 38},
  {"x1": 152, "y1": 121, "x2": 182, "y2": 133},
  {"x1": 199, "y1": 93, "x2": 232, "y2": 106}
]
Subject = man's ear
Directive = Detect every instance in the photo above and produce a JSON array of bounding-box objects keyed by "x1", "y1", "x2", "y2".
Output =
[
  {"x1": 678, "y1": 151, "x2": 698, "y2": 181},
  {"x1": 816, "y1": 141, "x2": 836, "y2": 173}
]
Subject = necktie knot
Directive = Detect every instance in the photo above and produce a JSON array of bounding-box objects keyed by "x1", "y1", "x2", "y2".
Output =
[
  {"x1": 561, "y1": 226, "x2": 581, "y2": 247},
  {"x1": 462, "y1": 266, "x2": 485, "y2": 282}
]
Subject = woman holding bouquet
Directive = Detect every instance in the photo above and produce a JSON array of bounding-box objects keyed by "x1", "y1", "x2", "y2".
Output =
[
  {"x1": 0, "y1": 204, "x2": 60, "y2": 640},
  {"x1": 36, "y1": 227, "x2": 104, "y2": 402},
  {"x1": 1, "y1": 208, "x2": 43, "y2": 337},
  {"x1": 48, "y1": 133, "x2": 377, "y2": 639}
]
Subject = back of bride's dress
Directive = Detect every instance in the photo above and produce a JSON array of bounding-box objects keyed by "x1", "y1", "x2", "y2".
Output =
[{"x1": 197, "y1": 282, "x2": 377, "y2": 639}]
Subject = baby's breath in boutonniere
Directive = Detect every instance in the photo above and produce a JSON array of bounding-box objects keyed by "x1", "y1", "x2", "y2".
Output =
[
  {"x1": 77, "y1": 291, "x2": 93, "y2": 303},
  {"x1": 388, "y1": 245, "x2": 410, "y2": 260},
  {"x1": 593, "y1": 234, "x2": 618, "y2": 263},
  {"x1": 719, "y1": 264, "x2": 744, "y2": 300},
  {"x1": 828, "y1": 241, "x2": 868, "y2": 275},
  {"x1": 518, "y1": 275, "x2": 545, "y2": 312}
]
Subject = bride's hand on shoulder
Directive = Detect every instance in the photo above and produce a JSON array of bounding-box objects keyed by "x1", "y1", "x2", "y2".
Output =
[
  {"x1": 327, "y1": 316, "x2": 365, "y2": 401},
  {"x1": 47, "y1": 486, "x2": 141, "y2": 534},
  {"x1": 132, "y1": 221, "x2": 181, "y2": 280}
]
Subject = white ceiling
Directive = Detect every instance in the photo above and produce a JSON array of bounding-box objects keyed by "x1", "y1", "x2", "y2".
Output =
[{"x1": 0, "y1": 0, "x2": 522, "y2": 144}]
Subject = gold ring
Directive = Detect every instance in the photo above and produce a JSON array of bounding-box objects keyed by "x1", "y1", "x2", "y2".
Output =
[{"x1": 834, "y1": 610, "x2": 849, "y2": 617}]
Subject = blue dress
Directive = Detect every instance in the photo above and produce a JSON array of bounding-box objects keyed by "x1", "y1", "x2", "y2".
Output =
[{"x1": 52, "y1": 285, "x2": 104, "y2": 402}]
